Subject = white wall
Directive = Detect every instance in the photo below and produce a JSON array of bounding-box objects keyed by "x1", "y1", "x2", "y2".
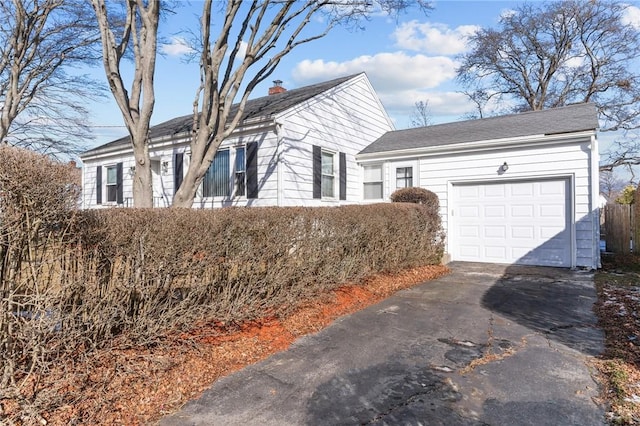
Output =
[
  {"x1": 363, "y1": 138, "x2": 598, "y2": 268},
  {"x1": 279, "y1": 75, "x2": 394, "y2": 206}
]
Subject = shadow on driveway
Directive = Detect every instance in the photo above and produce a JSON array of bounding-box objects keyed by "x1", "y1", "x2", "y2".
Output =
[{"x1": 480, "y1": 264, "x2": 603, "y2": 356}]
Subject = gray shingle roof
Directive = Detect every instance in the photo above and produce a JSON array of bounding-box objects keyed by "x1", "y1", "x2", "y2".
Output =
[
  {"x1": 359, "y1": 103, "x2": 598, "y2": 155},
  {"x1": 83, "y1": 73, "x2": 360, "y2": 156}
]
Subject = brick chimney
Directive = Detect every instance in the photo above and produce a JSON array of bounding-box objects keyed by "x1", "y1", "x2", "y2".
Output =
[{"x1": 268, "y1": 80, "x2": 287, "y2": 95}]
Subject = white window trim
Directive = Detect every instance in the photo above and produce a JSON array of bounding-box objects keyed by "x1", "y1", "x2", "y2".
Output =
[
  {"x1": 104, "y1": 164, "x2": 118, "y2": 204},
  {"x1": 321, "y1": 149, "x2": 337, "y2": 200},
  {"x1": 388, "y1": 160, "x2": 419, "y2": 198},
  {"x1": 234, "y1": 145, "x2": 247, "y2": 199},
  {"x1": 363, "y1": 163, "x2": 384, "y2": 200}
]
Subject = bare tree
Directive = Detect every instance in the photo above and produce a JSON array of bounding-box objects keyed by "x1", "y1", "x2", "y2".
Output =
[
  {"x1": 0, "y1": 0, "x2": 103, "y2": 157},
  {"x1": 600, "y1": 169, "x2": 628, "y2": 201},
  {"x1": 172, "y1": 0, "x2": 432, "y2": 207},
  {"x1": 457, "y1": 0, "x2": 640, "y2": 131},
  {"x1": 91, "y1": 0, "x2": 161, "y2": 208},
  {"x1": 410, "y1": 100, "x2": 431, "y2": 128}
]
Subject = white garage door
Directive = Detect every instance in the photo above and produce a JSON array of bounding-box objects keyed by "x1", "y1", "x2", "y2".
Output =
[{"x1": 453, "y1": 179, "x2": 572, "y2": 267}]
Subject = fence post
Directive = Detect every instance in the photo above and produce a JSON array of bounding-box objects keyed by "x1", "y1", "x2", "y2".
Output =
[{"x1": 605, "y1": 204, "x2": 632, "y2": 254}]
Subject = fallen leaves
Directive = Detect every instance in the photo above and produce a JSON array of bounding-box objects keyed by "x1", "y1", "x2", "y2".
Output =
[
  {"x1": 6, "y1": 264, "x2": 448, "y2": 425},
  {"x1": 593, "y1": 264, "x2": 640, "y2": 425}
]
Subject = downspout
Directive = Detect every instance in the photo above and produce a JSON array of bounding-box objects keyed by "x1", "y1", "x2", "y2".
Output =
[
  {"x1": 275, "y1": 121, "x2": 284, "y2": 207},
  {"x1": 591, "y1": 133, "x2": 601, "y2": 269}
]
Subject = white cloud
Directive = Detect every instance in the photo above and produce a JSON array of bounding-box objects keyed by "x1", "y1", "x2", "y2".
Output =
[
  {"x1": 383, "y1": 90, "x2": 475, "y2": 125},
  {"x1": 622, "y1": 5, "x2": 640, "y2": 29},
  {"x1": 293, "y1": 51, "x2": 457, "y2": 91},
  {"x1": 392, "y1": 21, "x2": 479, "y2": 55},
  {"x1": 292, "y1": 52, "x2": 475, "y2": 127},
  {"x1": 161, "y1": 36, "x2": 195, "y2": 56}
]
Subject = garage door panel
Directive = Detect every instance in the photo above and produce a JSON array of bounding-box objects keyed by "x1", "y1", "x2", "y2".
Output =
[
  {"x1": 454, "y1": 179, "x2": 571, "y2": 267},
  {"x1": 459, "y1": 245, "x2": 481, "y2": 257},
  {"x1": 459, "y1": 206, "x2": 480, "y2": 217},
  {"x1": 459, "y1": 225, "x2": 480, "y2": 237},
  {"x1": 484, "y1": 226, "x2": 506, "y2": 238},
  {"x1": 511, "y1": 226, "x2": 534, "y2": 239},
  {"x1": 539, "y1": 180, "x2": 565, "y2": 195},
  {"x1": 485, "y1": 185, "x2": 506, "y2": 197},
  {"x1": 459, "y1": 186, "x2": 480, "y2": 197},
  {"x1": 485, "y1": 205, "x2": 506, "y2": 217},
  {"x1": 485, "y1": 246, "x2": 507, "y2": 259},
  {"x1": 510, "y1": 183, "x2": 534, "y2": 196},
  {"x1": 511, "y1": 205, "x2": 534, "y2": 217}
]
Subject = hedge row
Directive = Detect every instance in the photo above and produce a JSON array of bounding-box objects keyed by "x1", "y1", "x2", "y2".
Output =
[{"x1": 0, "y1": 145, "x2": 444, "y2": 421}]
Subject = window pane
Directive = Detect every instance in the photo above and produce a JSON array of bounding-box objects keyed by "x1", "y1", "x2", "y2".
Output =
[
  {"x1": 396, "y1": 167, "x2": 413, "y2": 188},
  {"x1": 235, "y1": 172, "x2": 246, "y2": 197},
  {"x1": 106, "y1": 166, "x2": 117, "y2": 184},
  {"x1": 235, "y1": 147, "x2": 246, "y2": 196},
  {"x1": 322, "y1": 175, "x2": 334, "y2": 198},
  {"x1": 364, "y1": 165, "x2": 382, "y2": 181},
  {"x1": 236, "y1": 147, "x2": 245, "y2": 172},
  {"x1": 203, "y1": 150, "x2": 230, "y2": 197},
  {"x1": 107, "y1": 185, "x2": 117, "y2": 202},
  {"x1": 364, "y1": 182, "x2": 383, "y2": 199},
  {"x1": 321, "y1": 152, "x2": 334, "y2": 175}
]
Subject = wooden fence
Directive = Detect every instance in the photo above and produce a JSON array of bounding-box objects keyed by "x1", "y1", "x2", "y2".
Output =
[{"x1": 603, "y1": 204, "x2": 635, "y2": 254}]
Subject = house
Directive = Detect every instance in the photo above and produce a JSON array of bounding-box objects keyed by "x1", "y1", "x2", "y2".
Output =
[
  {"x1": 80, "y1": 73, "x2": 395, "y2": 209},
  {"x1": 81, "y1": 73, "x2": 601, "y2": 269},
  {"x1": 357, "y1": 103, "x2": 600, "y2": 269}
]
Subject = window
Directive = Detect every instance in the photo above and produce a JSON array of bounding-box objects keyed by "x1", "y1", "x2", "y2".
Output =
[
  {"x1": 396, "y1": 167, "x2": 413, "y2": 189},
  {"x1": 235, "y1": 146, "x2": 246, "y2": 197},
  {"x1": 106, "y1": 165, "x2": 118, "y2": 202},
  {"x1": 203, "y1": 149, "x2": 230, "y2": 197},
  {"x1": 363, "y1": 165, "x2": 383, "y2": 199},
  {"x1": 321, "y1": 151, "x2": 335, "y2": 198}
]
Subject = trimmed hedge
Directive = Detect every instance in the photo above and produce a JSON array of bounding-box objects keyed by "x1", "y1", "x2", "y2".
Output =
[
  {"x1": 390, "y1": 187, "x2": 439, "y2": 206},
  {"x1": 1, "y1": 144, "x2": 445, "y2": 421}
]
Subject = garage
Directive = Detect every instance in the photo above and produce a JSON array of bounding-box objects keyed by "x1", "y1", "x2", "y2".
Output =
[
  {"x1": 358, "y1": 103, "x2": 600, "y2": 269},
  {"x1": 453, "y1": 179, "x2": 572, "y2": 267}
]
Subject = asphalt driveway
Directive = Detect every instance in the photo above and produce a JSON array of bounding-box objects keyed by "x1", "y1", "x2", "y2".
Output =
[{"x1": 159, "y1": 262, "x2": 605, "y2": 425}]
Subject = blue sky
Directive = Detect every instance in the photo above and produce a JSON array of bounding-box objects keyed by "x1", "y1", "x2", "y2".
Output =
[{"x1": 86, "y1": 0, "x2": 640, "y2": 164}]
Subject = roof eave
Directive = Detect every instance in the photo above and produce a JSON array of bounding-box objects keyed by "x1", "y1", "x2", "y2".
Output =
[
  {"x1": 356, "y1": 129, "x2": 597, "y2": 162},
  {"x1": 80, "y1": 115, "x2": 277, "y2": 160}
]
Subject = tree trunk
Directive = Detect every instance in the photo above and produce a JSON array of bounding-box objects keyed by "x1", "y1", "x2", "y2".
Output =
[
  {"x1": 132, "y1": 141, "x2": 153, "y2": 208},
  {"x1": 172, "y1": 165, "x2": 201, "y2": 208}
]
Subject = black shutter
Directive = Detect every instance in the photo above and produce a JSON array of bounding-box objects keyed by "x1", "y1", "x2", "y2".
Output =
[
  {"x1": 246, "y1": 142, "x2": 259, "y2": 199},
  {"x1": 339, "y1": 152, "x2": 346, "y2": 200},
  {"x1": 312, "y1": 145, "x2": 321, "y2": 199},
  {"x1": 116, "y1": 162, "x2": 123, "y2": 205},
  {"x1": 174, "y1": 153, "x2": 183, "y2": 194},
  {"x1": 96, "y1": 166, "x2": 102, "y2": 204}
]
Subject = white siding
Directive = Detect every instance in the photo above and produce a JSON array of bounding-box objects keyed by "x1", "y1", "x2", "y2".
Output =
[
  {"x1": 81, "y1": 73, "x2": 393, "y2": 209},
  {"x1": 82, "y1": 144, "x2": 185, "y2": 209},
  {"x1": 365, "y1": 138, "x2": 597, "y2": 269},
  {"x1": 279, "y1": 75, "x2": 393, "y2": 206}
]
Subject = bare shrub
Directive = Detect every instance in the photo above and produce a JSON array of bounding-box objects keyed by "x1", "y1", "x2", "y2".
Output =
[
  {"x1": 1, "y1": 177, "x2": 444, "y2": 422},
  {"x1": 0, "y1": 146, "x2": 80, "y2": 422},
  {"x1": 390, "y1": 187, "x2": 439, "y2": 206}
]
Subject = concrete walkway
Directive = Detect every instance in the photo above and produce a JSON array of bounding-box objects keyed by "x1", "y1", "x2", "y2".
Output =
[{"x1": 159, "y1": 262, "x2": 605, "y2": 425}]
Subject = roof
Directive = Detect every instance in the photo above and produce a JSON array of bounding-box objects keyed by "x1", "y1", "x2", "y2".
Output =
[
  {"x1": 359, "y1": 103, "x2": 598, "y2": 155},
  {"x1": 83, "y1": 73, "x2": 360, "y2": 156}
]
